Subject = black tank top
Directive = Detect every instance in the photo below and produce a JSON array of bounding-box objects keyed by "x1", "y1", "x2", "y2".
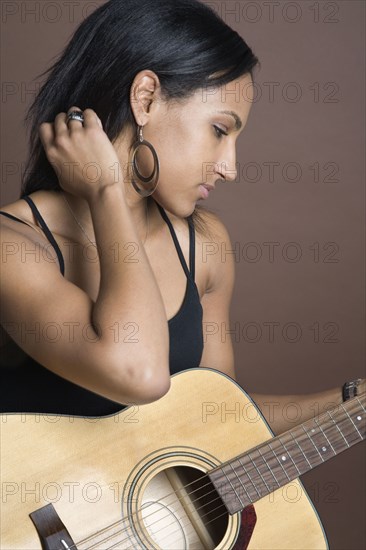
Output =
[{"x1": 0, "y1": 196, "x2": 204, "y2": 415}]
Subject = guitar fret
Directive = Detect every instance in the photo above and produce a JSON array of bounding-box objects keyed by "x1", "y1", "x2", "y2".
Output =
[
  {"x1": 302, "y1": 419, "x2": 336, "y2": 459},
  {"x1": 278, "y1": 431, "x2": 310, "y2": 475},
  {"x1": 208, "y1": 393, "x2": 365, "y2": 516},
  {"x1": 356, "y1": 396, "x2": 366, "y2": 413},
  {"x1": 340, "y1": 403, "x2": 363, "y2": 439},
  {"x1": 227, "y1": 462, "x2": 246, "y2": 508},
  {"x1": 276, "y1": 436, "x2": 302, "y2": 477},
  {"x1": 319, "y1": 416, "x2": 348, "y2": 455},
  {"x1": 301, "y1": 424, "x2": 324, "y2": 463},
  {"x1": 326, "y1": 410, "x2": 349, "y2": 448},
  {"x1": 337, "y1": 418, "x2": 362, "y2": 445},
  {"x1": 222, "y1": 466, "x2": 245, "y2": 508},
  {"x1": 209, "y1": 462, "x2": 252, "y2": 514},
  {"x1": 289, "y1": 431, "x2": 312, "y2": 469},
  {"x1": 267, "y1": 441, "x2": 291, "y2": 481},
  {"x1": 239, "y1": 458, "x2": 270, "y2": 491},
  {"x1": 314, "y1": 418, "x2": 336, "y2": 454},
  {"x1": 236, "y1": 451, "x2": 274, "y2": 498},
  {"x1": 234, "y1": 447, "x2": 278, "y2": 501},
  {"x1": 329, "y1": 408, "x2": 362, "y2": 446},
  {"x1": 354, "y1": 397, "x2": 365, "y2": 437},
  {"x1": 237, "y1": 457, "x2": 263, "y2": 499},
  {"x1": 251, "y1": 448, "x2": 281, "y2": 487}
]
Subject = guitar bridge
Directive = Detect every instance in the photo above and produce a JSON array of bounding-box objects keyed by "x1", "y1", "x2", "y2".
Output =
[{"x1": 29, "y1": 503, "x2": 76, "y2": 550}]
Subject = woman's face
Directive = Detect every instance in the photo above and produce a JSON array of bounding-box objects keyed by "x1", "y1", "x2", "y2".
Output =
[{"x1": 122, "y1": 72, "x2": 254, "y2": 218}]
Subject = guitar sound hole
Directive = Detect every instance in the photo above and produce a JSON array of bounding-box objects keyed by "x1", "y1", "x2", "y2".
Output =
[{"x1": 141, "y1": 465, "x2": 229, "y2": 549}]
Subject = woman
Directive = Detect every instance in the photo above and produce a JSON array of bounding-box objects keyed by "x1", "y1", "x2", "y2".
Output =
[
  {"x1": 1, "y1": 2, "x2": 365, "y2": 549},
  {"x1": 0, "y1": 0, "x2": 364, "y2": 424},
  {"x1": 0, "y1": 0, "x2": 364, "y2": 548}
]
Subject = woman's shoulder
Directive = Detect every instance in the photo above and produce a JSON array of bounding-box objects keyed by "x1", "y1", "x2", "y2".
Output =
[
  {"x1": 0, "y1": 191, "x2": 64, "y2": 239},
  {"x1": 193, "y1": 206, "x2": 235, "y2": 293},
  {"x1": 193, "y1": 206, "x2": 232, "y2": 245},
  {"x1": 1, "y1": 190, "x2": 58, "y2": 217},
  {"x1": 0, "y1": 191, "x2": 67, "y2": 276},
  {"x1": 1, "y1": 192, "x2": 42, "y2": 237}
]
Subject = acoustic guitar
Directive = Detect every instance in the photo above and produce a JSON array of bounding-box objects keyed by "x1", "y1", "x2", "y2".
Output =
[{"x1": 1, "y1": 368, "x2": 365, "y2": 550}]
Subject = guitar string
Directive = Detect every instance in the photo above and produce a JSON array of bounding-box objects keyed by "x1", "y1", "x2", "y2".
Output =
[
  {"x1": 107, "y1": 498, "x2": 230, "y2": 550},
  {"x1": 61, "y1": 473, "x2": 216, "y2": 550},
  {"x1": 65, "y1": 447, "x2": 279, "y2": 550},
  {"x1": 66, "y1": 477, "x2": 219, "y2": 550},
  {"x1": 75, "y1": 446, "x2": 305, "y2": 549},
  {"x1": 64, "y1": 411, "x2": 363, "y2": 550},
  {"x1": 123, "y1": 403, "x2": 366, "y2": 550},
  {"x1": 65, "y1": 403, "x2": 363, "y2": 550},
  {"x1": 79, "y1": 493, "x2": 229, "y2": 550},
  {"x1": 86, "y1": 431, "x2": 311, "y2": 550},
  {"x1": 83, "y1": 489, "x2": 228, "y2": 550},
  {"x1": 57, "y1": 398, "x2": 364, "y2": 550},
  {"x1": 83, "y1": 408, "x2": 364, "y2": 550},
  {"x1": 126, "y1": 502, "x2": 240, "y2": 550},
  {"x1": 72, "y1": 437, "x2": 284, "y2": 549},
  {"x1": 65, "y1": 423, "x2": 363, "y2": 550}
]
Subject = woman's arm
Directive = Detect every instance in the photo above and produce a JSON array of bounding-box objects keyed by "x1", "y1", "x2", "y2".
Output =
[
  {"x1": 198, "y1": 211, "x2": 236, "y2": 379},
  {"x1": 198, "y1": 212, "x2": 365, "y2": 434},
  {"x1": 1, "y1": 109, "x2": 170, "y2": 405},
  {"x1": 250, "y1": 387, "x2": 343, "y2": 435}
]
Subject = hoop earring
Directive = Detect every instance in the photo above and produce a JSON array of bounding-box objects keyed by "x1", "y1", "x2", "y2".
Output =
[{"x1": 130, "y1": 125, "x2": 160, "y2": 197}]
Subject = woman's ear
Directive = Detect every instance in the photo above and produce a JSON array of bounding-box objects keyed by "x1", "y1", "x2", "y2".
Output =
[{"x1": 130, "y1": 70, "x2": 162, "y2": 125}]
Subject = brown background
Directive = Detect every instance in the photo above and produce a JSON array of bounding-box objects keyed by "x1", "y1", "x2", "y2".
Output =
[{"x1": 1, "y1": 1, "x2": 365, "y2": 548}]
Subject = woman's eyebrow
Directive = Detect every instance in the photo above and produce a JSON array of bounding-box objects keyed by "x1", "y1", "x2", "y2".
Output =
[{"x1": 215, "y1": 110, "x2": 242, "y2": 131}]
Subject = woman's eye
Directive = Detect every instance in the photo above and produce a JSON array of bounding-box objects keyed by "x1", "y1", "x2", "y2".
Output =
[{"x1": 213, "y1": 125, "x2": 228, "y2": 139}]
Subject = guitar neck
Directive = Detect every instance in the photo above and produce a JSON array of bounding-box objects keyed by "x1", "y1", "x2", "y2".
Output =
[{"x1": 209, "y1": 393, "x2": 366, "y2": 514}]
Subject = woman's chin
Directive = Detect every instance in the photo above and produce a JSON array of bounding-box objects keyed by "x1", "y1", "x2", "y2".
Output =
[{"x1": 152, "y1": 195, "x2": 196, "y2": 219}]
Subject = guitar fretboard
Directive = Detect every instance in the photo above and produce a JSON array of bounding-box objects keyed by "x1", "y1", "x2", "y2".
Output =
[{"x1": 209, "y1": 394, "x2": 365, "y2": 514}]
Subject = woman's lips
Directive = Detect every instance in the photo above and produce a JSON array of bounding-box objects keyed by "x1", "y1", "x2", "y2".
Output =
[{"x1": 199, "y1": 184, "x2": 214, "y2": 199}]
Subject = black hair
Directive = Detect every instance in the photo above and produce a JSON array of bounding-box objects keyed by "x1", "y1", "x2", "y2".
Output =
[{"x1": 21, "y1": 0, "x2": 260, "y2": 233}]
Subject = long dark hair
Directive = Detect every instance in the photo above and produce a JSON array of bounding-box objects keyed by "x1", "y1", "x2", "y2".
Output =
[{"x1": 21, "y1": 0, "x2": 260, "y2": 234}]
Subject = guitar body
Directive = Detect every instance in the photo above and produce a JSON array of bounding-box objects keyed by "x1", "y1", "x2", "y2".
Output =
[{"x1": 0, "y1": 368, "x2": 327, "y2": 549}]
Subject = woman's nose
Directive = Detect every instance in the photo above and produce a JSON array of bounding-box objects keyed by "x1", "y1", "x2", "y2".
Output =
[{"x1": 215, "y1": 160, "x2": 237, "y2": 182}]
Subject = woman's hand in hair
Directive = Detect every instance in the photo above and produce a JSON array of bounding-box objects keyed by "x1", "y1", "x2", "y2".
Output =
[{"x1": 39, "y1": 106, "x2": 124, "y2": 202}]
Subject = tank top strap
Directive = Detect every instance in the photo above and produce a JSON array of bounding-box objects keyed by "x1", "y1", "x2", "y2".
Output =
[
  {"x1": 155, "y1": 202, "x2": 196, "y2": 283},
  {"x1": 0, "y1": 211, "x2": 32, "y2": 227},
  {"x1": 187, "y1": 216, "x2": 195, "y2": 282},
  {"x1": 21, "y1": 195, "x2": 65, "y2": 277}
]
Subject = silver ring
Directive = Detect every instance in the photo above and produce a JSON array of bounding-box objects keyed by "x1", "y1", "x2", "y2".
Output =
[{"x1": 67, "y1": 111, "x2": 84, "y2": 125}]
